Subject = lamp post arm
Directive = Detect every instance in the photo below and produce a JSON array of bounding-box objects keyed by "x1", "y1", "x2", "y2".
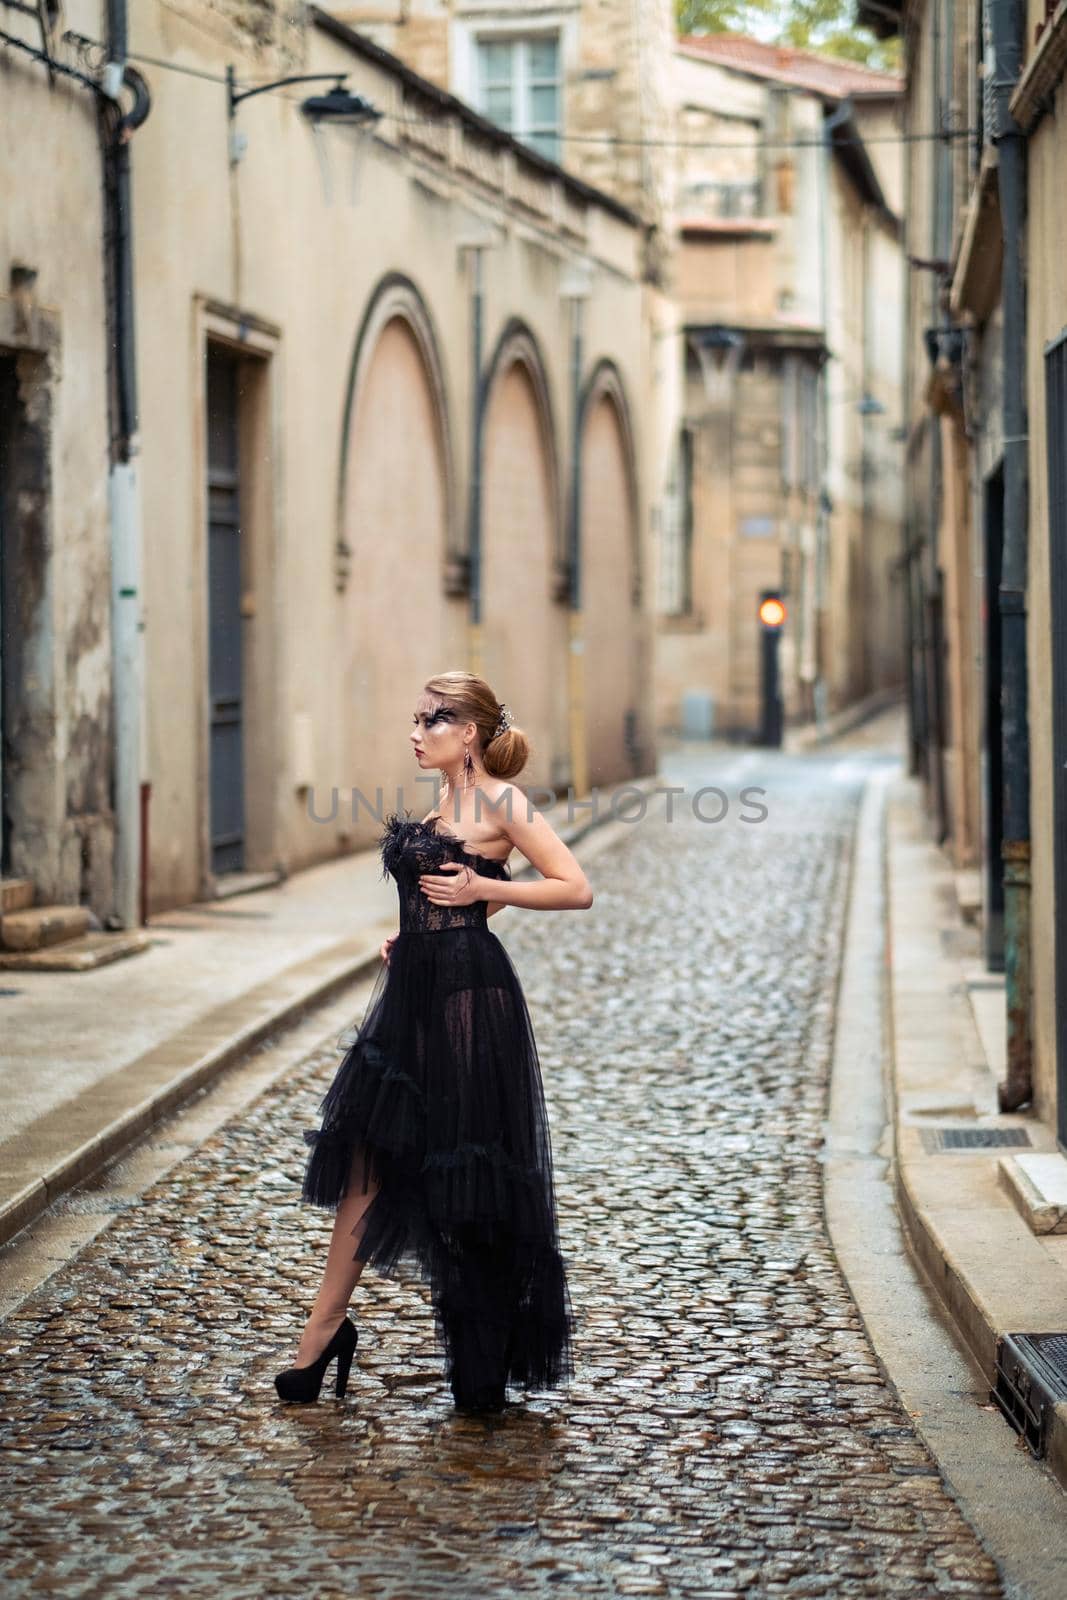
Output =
[{"x1": 227, "y1": 67, "x2": 345, "y2": 117}]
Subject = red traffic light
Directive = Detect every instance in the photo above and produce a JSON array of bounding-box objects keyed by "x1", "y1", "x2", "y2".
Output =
[{"x1": 758, "y1": 597, "x2": 786, "y2": 628}]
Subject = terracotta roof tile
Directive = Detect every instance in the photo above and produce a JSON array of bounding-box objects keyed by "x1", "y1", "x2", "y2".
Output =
[{"x1": 677, "y1": 32, "x2": 903, "y2": 100}]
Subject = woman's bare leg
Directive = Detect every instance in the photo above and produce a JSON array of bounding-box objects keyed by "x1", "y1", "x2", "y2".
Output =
[{"x1": 294, "y1": 1149, "x2": 380, "y2": 1366}]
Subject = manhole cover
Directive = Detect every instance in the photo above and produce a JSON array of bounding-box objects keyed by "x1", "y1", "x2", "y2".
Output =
[{"x1": 919, "y1": 1125, "x2": 1032, "y2": 1153}]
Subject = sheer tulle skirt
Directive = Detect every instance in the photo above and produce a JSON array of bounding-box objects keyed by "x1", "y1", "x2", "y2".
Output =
[{"x1": 301, "y1": 926, "x2": 575, "y2": 1398}]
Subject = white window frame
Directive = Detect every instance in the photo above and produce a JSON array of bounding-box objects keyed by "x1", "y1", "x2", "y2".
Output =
[
  {"x1": 453, "y1": 12, "x2": 575, "y2": 163},
  {"x1": 475, "y1": 32, "x2": 561, "y2": 160}
]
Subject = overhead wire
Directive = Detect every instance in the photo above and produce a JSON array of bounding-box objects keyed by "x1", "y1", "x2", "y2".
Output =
[
  {"x1": 0, "y1": 18, "x2": 975, "y2": 152},
  {"x1": 0, "y1": 23, "x2": 103, "y2": 94},
  {"x1": 147, "y1": 51, "x2": 975, "y2": 149}
]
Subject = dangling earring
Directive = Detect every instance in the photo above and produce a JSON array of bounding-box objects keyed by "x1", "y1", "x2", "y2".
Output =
[{"x1": 463, "y1": 744, "x2": 474, "y2": 790}]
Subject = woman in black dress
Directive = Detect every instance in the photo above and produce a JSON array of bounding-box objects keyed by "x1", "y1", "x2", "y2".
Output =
[{"x1": 275, "y1": 671, "x2": 593, "y2": 1413}]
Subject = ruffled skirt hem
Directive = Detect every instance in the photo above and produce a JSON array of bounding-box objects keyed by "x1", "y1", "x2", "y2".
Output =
[{"x1": 299, "y1": 927, "x2": 575, "y2": 1396}]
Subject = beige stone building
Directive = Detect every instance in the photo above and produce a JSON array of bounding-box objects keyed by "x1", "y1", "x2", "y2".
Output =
[
  {"x1": 862, "y1": 0, "x2": 1067, "y2": 1150},
  {"x1": 317, "y1": 7, "x2": 909, "y2": 742},
  {"x1": 1017, "y1": 0, "x2": 1067, "y2": 1149},
  {"x1": 873, "y1": 0, "x2": 982, "y2": 875},
  {"x1": 655, "y1": 37, "x2": 906, "y2": 739},
  {"x1": 0, "y1": 0, "x2": 651, "y2": 929},
  {"x1": 1, "y1": 0, "x2": 912, "y2": 953},
  {"x1": 1, "y1": 4, "x2": 115, "y2": 926},
  {"x1": 319, "y1": 0, "x2": 676, "y2": 247}
]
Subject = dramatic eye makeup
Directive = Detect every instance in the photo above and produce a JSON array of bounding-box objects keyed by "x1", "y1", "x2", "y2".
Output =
[{"x1": 413, "y1": 707, "x2": 455, "y2": 729}]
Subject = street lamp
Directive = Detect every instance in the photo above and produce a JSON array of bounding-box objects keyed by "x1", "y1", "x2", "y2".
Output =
[
  {"x1": 689, "y1": 325, "x2": 745, "y2": 408},
  {"x1": 300, "y1": 83, "x2": 382, "y2": 126},
  {"x1": 226, "y1": 66, "x2": 381, "y2": 162},
  {"x1": 757, "y1": 592, "x2": 787, "y2": 747}
]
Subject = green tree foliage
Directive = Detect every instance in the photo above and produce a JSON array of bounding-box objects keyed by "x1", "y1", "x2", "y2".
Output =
[
  {"x1": 677, "y1": 0, "x2": 772, "y2": 32},
  {"x1": 676, "y1": 0, "x2": 902, "y2": 73}
]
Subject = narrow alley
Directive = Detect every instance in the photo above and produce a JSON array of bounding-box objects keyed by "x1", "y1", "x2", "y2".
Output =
[{"x1": 0, "y1": 744, "x2": 1011, "y2": 1597}]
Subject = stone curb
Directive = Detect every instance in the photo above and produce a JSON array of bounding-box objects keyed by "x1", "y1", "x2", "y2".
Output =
[
  {"x1": 0, "y1": 928, "x2": 390, "y2": 1251},
  {"x1": 882, "y1": 773, "x2": 1067, "y2": 1490},
  {"x1": 784, "y1": 685, "x2": 904, "y2": 752},
  {"x1": 891, "y1": 1165, "x2": 1067, "y2": 1492},
  {"x1": 0, "y1": 784, "x2": 653, "y2": 1252}
]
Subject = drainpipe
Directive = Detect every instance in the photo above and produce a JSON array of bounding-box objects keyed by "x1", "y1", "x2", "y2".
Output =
[
  {"x1": 861, "y1": 211, "x2": 873, "y2": 698},
  {"x1": 987, "y1": 0, "x2": 1031, "y2": 1110},
  {"x1": 101, "y1": 1, "x2": 151, "y2": 929},
  {"x1": 562, "y1": 266, "x2": 592, "y2": 799},
  {"x1": 898, "y1": 62, "x2": 922, "y2": 778},
  {"x1": 467, "y1": 243, "x2": 485, "y2": 677},
  {"x1": 926, "y1": 0, "x2": 952, "y2": 844},
  {"x1": 815, "y1": 97, "x2": 853, "y2": 726}
]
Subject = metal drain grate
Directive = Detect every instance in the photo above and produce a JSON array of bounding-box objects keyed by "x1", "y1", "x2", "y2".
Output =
[
  {"x1": 919, "y1": 1125, "x2": 1032, "y2": 1153},
  {"x1": 53, "y1": 1195, "x2": 134, "y2": 1215},
  {"x1": 992, "y1": 1333, "x2": 1067, "y2": 1457}
]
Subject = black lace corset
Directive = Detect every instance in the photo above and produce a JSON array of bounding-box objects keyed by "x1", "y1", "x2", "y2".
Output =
[{"x1": 378, "y1": 812, "x2": 512, "y2": 933}]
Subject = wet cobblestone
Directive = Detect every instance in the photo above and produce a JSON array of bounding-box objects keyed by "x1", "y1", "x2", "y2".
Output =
[{"x1": 0, "y1": 756, "x2": 1004, "y2": 1596}]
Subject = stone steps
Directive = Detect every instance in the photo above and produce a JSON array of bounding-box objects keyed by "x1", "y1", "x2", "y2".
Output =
[
  {"x1": 0, "y1": 879, "x2": 151, "y2": 970},
  {"x1": 0, "y1": 876, "x2": 34, "y2": 914},
  {"x1": 0, "y1": 928, "x2": 152, "y2": 970},
  {"x1": 1, "y1": 903, "x2": 91, "y2": 951}
]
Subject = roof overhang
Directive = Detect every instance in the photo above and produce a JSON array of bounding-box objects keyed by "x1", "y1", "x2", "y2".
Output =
[
  {"x1": 1010, "y1": 0, "x2": 1067, "y2": 133},
  {"x1": 826, "y1": 105, "x2": 900, "y2": 233},
  {"x1": 855, "y1": 0, "x2": 904, "y2": 41},
  {"x1": 679, "y1": 218, "x2": 778, "y2": 240},
  {"x1": 686, "y1": 321, "x2": 828, "y2": 357},
  {"x1": 675, "y1": 38, "x2": 902, "y2": 101},
  {"x1": 310, "y1": 4, "x2": 643, "y2": 229}
]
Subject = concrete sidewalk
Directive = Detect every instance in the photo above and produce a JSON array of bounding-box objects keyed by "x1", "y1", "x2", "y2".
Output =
[
  {"x1": 882, "y1": 767, "x2": 1067, "y2": 1489},
  {"x1": 793, "y1": 694, "x2": 1067, "y2": 1490},
  {"x1": 0, "y1": 790, "x2": 641, "y2": 1251}
]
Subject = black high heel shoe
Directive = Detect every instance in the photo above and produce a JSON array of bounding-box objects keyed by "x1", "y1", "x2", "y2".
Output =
[{"x1": 274, "y1": 1315, "x2": 358, "y2": 1403}]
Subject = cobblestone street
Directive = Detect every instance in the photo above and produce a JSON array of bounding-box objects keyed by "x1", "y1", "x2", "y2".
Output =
[{"x1": 0, "y1": 753, "x2": 1006, "y2": 1597}]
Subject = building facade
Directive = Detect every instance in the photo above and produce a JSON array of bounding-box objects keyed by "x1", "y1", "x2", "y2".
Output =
[
  {"x1": 319, "y1": 7, "x2": 909, "y2": 742},
  {"x1": 0, "y1": 2, "x2": 115, "y2": 919},
  {"x1": 861, "y1": 0, "x2": 1067, "y2": 1149},
  {"x1": 319, "y1": 0, "x2": 676, "y2": 246},
  {"x1": 1017, "y1": 0, "x2": 1067, "y2": 1151},
  {"x1": 1, "y1": 0, "x2": 913, "y2": 945},
  {"x1": 656, "y1": 37, "x2": 906, "y2": 739},
  {"x1": 1, "y1": 0, "x2": 651, "y2": 924}
]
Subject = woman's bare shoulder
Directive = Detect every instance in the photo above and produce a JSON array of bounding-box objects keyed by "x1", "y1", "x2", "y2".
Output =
[{"x1": 492, "y1": 781, "x2": 530, "y2": 830}]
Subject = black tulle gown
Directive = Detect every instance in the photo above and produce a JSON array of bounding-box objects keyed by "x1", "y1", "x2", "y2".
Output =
[{"x1": 300, "y1": 810, "x2": 575, "y2": 1406}]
